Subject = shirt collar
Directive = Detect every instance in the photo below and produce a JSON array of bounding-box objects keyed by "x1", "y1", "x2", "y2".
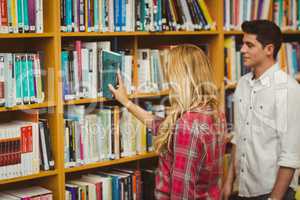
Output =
[{"x1": 246, "y1": 63, "x2": 278, "y2": 87}]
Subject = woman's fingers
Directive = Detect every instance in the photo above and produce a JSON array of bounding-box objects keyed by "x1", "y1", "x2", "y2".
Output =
[
  {"x1": 117, "y1": 71, "x2": 124, "y2": 86},
  {"x1": 108, "y1": 84, "x2": 116, "y2": 94}
]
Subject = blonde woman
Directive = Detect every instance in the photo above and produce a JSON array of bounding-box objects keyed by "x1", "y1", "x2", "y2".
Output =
[{"x1": 109, "y1": 44, "x2": 226, "y2": 199}]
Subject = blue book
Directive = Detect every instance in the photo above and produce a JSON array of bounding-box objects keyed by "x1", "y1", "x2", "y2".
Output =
[
  {"x1": 23, "y1": 0, "x2": 29, "y2": 31},
  {"x1": 27, "y1": 55, "x2": 35, "y2": 101},
  {"x1": 21, "y1": 55, "x2": 29, "y2": 103},
  {"x1": 66, "y1": 0, "x2": 72, "y2": 31},
  {"x1": 94, "y1": 0, "x2": 99, "y2": 32},
  {"x1": 102, "y1": 50, "x2": 122, "y2": 98},
  {"x1": 61, "y1": 51, "x2": 70, "y2": 99}
]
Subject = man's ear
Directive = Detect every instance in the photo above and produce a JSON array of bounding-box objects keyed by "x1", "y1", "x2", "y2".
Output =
[{"x1": 264, "y1": 44, "x2": 274, "y2": 57}]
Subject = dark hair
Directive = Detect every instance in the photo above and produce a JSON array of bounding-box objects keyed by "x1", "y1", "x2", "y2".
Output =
[{"x1": 241, "y1": 20, "x2": 282, "y2": 59}]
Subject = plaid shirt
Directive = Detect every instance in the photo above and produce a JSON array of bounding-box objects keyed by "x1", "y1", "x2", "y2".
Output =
[{"x1": 152, "y1": 111, "x2": 226, "y2": 200}]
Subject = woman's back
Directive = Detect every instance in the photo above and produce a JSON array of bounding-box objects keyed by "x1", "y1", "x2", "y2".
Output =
[{"x1": 155, "y1": 110, "x2": 226, "y2": 200}]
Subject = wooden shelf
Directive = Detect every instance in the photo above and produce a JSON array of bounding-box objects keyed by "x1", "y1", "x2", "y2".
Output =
[
  {"x1": 0, "y1": 33, "x2": 54, "y2": 38},
  {"x1": 223, "y1": 30, "x2": 300, "y2": 35},
  {"x1": 282, "y1": 30, "x2": 300, "y2": 35},
  {"x1": 129, "y1": 90, "x2": 170, "y2": 98},
  {"x1": 64, "y1": 91, "x2": 170, "y2": 105},
  {"x1": 0, "y1": 170, "x2": 58, "y2": 185},
  {"x1": 61, "y1": 30, "x2": 219, "y2": 37},
  {"x1": 64, "y1": 97, "x2": 107, "y2": 105},
  {"x1": 65, "y1": 152, "x2": 158, "y2": 173},
  {"x1": 0, "y1": 101, "x2": 56, "y2": 112},
  {"x1": 223, "y1": 30, "x2": 243, "y2": 35}
]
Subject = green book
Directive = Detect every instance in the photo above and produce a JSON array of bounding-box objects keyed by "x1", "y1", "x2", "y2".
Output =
[
  {"x1": 23, "y1": 0, "x2": 29, "y2": 31},
  {"x1": 17, "y1": 0, "x2": 23, "y2": 32},
  {"x1": 14, "y1": 55, "x2": 22, "y2": 104},
  {"x1": 102, "y1": 50, "x2": 122, "y2": 99},
  {"x1": 27, "y1": 55, "x2": 35, "y2": 101},
  {"x1": 21, "y1": 55, "x2": 29, "y2": 102}
]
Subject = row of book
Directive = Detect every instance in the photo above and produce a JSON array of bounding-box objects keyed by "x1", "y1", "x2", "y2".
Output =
[
  {"x1": 65, "y1": 168, "x2": 156, "y2": 200},
  {"x1": 278, "y1": 42, "x2": 300, "y2": 79},
  {"x1": 224, "y1": 0, "x2": 271, "y2": 30},
  {"x1": 61, "y1": 40, "x2": 168, "y2": 100},
  {"x1": 0, "y1": 186, "x2": 53, "y2": 200},
  {"x1": 0, "y1": 0, "x2": 44, "y2": 33},
  {"x1": 64, "y1": 103, "x2": 165, "y2": 168},
  {"x1": 0, "y1": 52, "x2": 44, "y2": 107},
  {"x1": 0, "y1": 118, "x2": 54, "y2": 180},
  {"x1": 60, "y1": 0, "x2": 215, "y2": 32},
  {"x1": 224, "y1": 37, "x2": 300, "y2": 84},
  {"x1": 224, "y1": 0, "x2": 300, "y2": 31}
]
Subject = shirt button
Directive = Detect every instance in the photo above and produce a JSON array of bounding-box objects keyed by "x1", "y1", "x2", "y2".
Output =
[
  {"x1": 253, "y1": 90, "x2": 256, "y2": 94},
  {"x1": 241, "y1": 169, "x2": 244, "y2": 173},
  {"x1": 243, "y1": 138, "x2": 246, "y2": 141},
  {"x1": 250, "y1": 106, "x2": 252, "y2": 110},
  {"x1": 246, "y1": 122, "x2": 249, "y2": 125},
  {"x1": 242, "y1": 153, "x2": 245, "y2": 157}
]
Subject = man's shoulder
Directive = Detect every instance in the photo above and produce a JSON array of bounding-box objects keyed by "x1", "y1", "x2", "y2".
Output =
[
  {"x1": 235, "y1": 72, "x2": 252, "y2": 90},
  {"x1": 274, "y1": 70, "x2": 299, "y2": 88}
]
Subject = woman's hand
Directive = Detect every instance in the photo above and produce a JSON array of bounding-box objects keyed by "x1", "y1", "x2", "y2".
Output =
[{"x1": 108, "y1": 71, "x2": 130, "y2": 106}]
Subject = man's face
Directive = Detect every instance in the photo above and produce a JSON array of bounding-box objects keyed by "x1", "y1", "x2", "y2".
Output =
[{"x1": 240, "y1": 33, "x2": 269, "y2": 69}]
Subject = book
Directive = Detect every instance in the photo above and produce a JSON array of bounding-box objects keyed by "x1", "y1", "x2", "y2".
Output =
[{"x1": 102, "y1": 50, "x2": 122, "y2": 99}]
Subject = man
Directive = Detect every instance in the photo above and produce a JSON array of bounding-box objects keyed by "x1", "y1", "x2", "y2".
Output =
[{"x1": 223, "y1": 20, "x2": 300, "y2": 200}]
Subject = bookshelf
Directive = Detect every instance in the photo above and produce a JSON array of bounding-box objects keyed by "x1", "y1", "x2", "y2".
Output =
[
  {"x1": 1, "y1": 0, "x2": 299, "y2": 199},
  {"x1": 0, "y1": 0, "x2": 223, "y2": 199}
]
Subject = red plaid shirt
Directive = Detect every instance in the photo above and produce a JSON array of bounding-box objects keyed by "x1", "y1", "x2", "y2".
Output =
[{"x1": 152, "y1": 111, "x2": 226, "y2": 200}]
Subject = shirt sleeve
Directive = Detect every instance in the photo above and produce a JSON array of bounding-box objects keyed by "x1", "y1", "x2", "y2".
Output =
[
  {"x1": 170, "y1": 118, "x2": 206, "y2": 200},
  {"x1": 151, "y1": 117, "x2": 164, "y2": 136},
  {"x1": 277, "y1": 82, "x2": 300, "y2": 168}
]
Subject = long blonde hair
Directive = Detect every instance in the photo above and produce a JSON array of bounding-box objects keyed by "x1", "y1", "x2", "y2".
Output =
[{"x1": 154, "y1": 44, "x2": 220, "y2": 153}]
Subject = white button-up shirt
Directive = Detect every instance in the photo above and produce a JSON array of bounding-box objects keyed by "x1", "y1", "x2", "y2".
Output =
[{"x1": 232, "y1": 63, "x2": 300, "y2": 197}]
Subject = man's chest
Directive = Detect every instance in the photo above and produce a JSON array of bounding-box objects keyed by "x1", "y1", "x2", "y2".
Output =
[{"x1": 236, "y1": 85, "x2": 276, "y2": 121}]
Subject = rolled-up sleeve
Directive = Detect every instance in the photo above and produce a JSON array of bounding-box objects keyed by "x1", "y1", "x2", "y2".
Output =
[
  {"x1": 151, "y1": 117, "x2": 164, "y2": 136},
  {"x1": 277, "y1": 82, "x2": 300, "y2": 168}
]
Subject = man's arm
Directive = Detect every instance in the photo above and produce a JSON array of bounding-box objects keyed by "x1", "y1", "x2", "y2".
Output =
[
  {"x1": 222, "y1": 144, "x2": 236, "y2": 200},
  {"x1": 270, "y1": 167, "x2": 295, "y2": 199},
  {"x1": 272, "y1": 82, "x2": 300, "y2": 199}
]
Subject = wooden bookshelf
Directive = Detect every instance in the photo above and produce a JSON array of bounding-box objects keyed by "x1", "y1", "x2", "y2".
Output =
[
  {"x1": 61, "y1": 30, "x2": 220, "y2": 37},
  {"x1": 0, "y1": 170, "x2": 58, "y2": 185},
  {"x1": 65, "y1": 152, "x2": 158, "y2": 173},
  {"x1": 0, "y1": 102, "x2": 56, "y2": 112},
  {"x1": 0, "y1": 33, "x2": 55, "y2": 38},
  {"x1": 0, "y1": 0, "x2": 299, "y2": 199}
]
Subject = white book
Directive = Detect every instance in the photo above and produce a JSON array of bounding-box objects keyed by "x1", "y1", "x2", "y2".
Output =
[
  {"x1": 97, "y1": 41, "x2": 111, "y2": 51},
  {"x1": 108, "y1": 0, "x2": 114, "y2": 31},
  {"x1": 36, "y1": 0, "x2": 43, "y2": 33},
  {"x1": 81, "y1": 48, "x2": 90, "y2": 98},
  {"x1": 123, "y1": 55, "x2": 132, "y2": 94},
  {"x1": 0, "y1": 192, "x2": 20, "y2": 200},
  {"x1": 83, "y1": 174, "x2": 112, "y2": 200},
  {"x1": 69, "y1": 180, "x2": 96, "y2": 200},
  {"x1": 179, "y1": 0, "x2": 194, "y2": 31},
  {"x1": 0, "y1": 54, "x2": 6, "y2": 105},
  {"x1": 137, "y1": 49, "x2": 151, "y2": 92},
  {"x1": 39, "y1": 121, "x2": 49, "y2": 170},
  {"x1": 83, "y1": 42, "x2": 98, "y2": 98},
  {"x1": 73, "y1": 0, "x2": 78, "y2": 32},
  {"x1": 72, "y1": 51, "x2": 80, "y2": 98},
  {"x1": 5, "y1": 186, "x2": 52, "y2": 199}
]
